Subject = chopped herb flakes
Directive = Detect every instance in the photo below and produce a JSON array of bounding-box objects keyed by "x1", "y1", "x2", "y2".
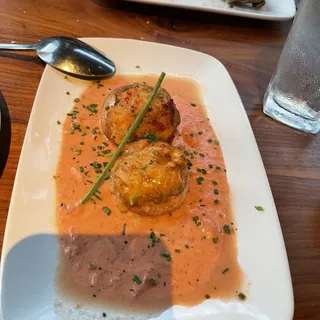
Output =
[
  {"x1": 212, "y1": 237, "x2": 218, "y2": 244},
  {"x1": 135, "y1": 65, "x2": 141, "y2": 68},
  {"x1": 132, "y1": 275, "x2": 142, "y2": 284},
  {"x1": 152, "y1": 150, "x2": 159, "y2": 155},
  {"x1": 141, "y1": 165, "x2": 147, "y2": 170},
  {"x1": 238, "y1": 292, "x2": 246, "y2": 300},
  {"x1": 190, "y1": 103, "x2": 197, "y2": 107},
  {"x1": 222, "y1": 268, "x2": 229, "y2": 274},
  {"x1": 74, "y1": 98, "x2": 80, "y2": 103},
  {"x1": 213, "y1": 199, "x2": 219, "y2": 205},
  {"x1": 189, "y1": 133, "x2": 194, "y2": 137},
  {"x1": 159, "y1": 233, "x2": 166, "y2": 237},
  {"x1": 79, "y1": 166, "x2": 84, "y2": 172},
  {"x1": 175, "y1": 249, "x2": 181, "y2": 253},
  {"x1": 102, "y1": 207, "x2": 111, "y2": 215},
  {"x1": 149, "y1": 278, "x2": 157, "y2": 285},
  {"x1": 216, "y1": 166, "x2": 221, "y2": 170},
  {"x1": 85, "y1": 103, "x2": 98, "y2": 114},
  {"x1": 196, "y1": 176, "x2": 204, "y2": 185},
  {"x1": 160, "y1": 252, "x2": 171, "y2": 262},
  {"x1": 141, "y1": 132, "x2": 160, "y2": 143},
  {"x1": 199, "y1": 153, "x2": 205, "y2": 158},
  {"x1": 89, "y1": 263, "x2": 96, "y2": 270},
  {"x1": 207, "y1": 139, "x2": 213, "y2": 143},
  {"x1": 185, "y1": 244, "x2": 189, "y2": 249},
  {"x1": 205, "y1": 294, "x2": 210, "y2": 299},
  {"x1": 214, "y1": 189, "x2": 219, "y2": 195},
  {"x1": 150, "y1": 231, "x2": 160, "y2": 247},
  {"x1": 192, "y1": 216, "x2": 201, "y2": 227},
  {"x1": 223, "y1": 224, "x2": 231, "y2": 234},
  {"x1": 57, "y1": 120, "x2": 61, "y2": 125},
  {"x1": 212, "y1": 180, "x2": 218, "y2": 185},
  {"x1": 129, "y1": 194, "x2": 140, "y2": 206},
  {"x1": 254, "y1": 206, "x2": 264, "y2": 211}
]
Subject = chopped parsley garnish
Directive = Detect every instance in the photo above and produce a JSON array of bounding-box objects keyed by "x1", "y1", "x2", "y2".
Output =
[
  {"x1": 72, "y1": 123, "x2": 81, "y2": 131},
  {"x1": 129, "y1": 194, "x2": 140, "y2": 206},
  {"x1": 208, "y1": 164, "x2": 213, "y2": 169},
  {"x1": 189, "y1": 133, "x2": 194, "y2": 137},
  {"x1": 192, "y1": 216, "x2": 201, "y2": 226},
  {"x1": 205, "y1": 294, "x2": 210, "y2": 299},
  {"x1": 198, "y1": 131, "x2": 203, "y2": 135},
  {"x1": 75, "y1": 149, "x2": 82, "y2": 156},
  {"x1": 196, "y1": 176, "x2": 204, "y2": 185},
  {"x1": 102, "y1": 206, "x2": 111, "y2": 215},
  {"x1": 238, "y1": 292, "x2": 246, "y2": 300},
  {"x1": 201, "y1": 169, "x2": 207, "y2": 174},
  {"x1": 57, "y1": 120, "x2": 61, "y2": 125},
  {"x1": 212, "y1": 237, "x2": 218, "y2": 244},
  {"x1": 66, "y1": 91, "x2": 70, "y2": 95},
  {"x1": 185, "y1": 244, "x2": 189, "y2": 249},
  {"x1": 175, "y1": 249, "x2": 181, "y2": 253},
  {"x1": 254, "y1": 206, "x2": 264, "y2": 211},
  {"x1": 149, "y1": 278, "x2": 157, "y2": 285},
  {"x1": 85, "y1": 103, "x2": 98, "y2": 114},
  {"x1": 132, "y1": 275, "x2": 142, "y2": 284},
  {"x1": 74, "y1": 98, "x2": 80, "y2": 103},
  {"x1": 159, "y1": 233, "x2": 166, "y2": 237},
  {"x1": 160, "y1": 252, "x2": 171, "y2": 262},
  {"x1": 152, "y1": 150, "x2": 159, "y2": 155},
  {"x1": 207, "y1": 138, "x2": 213, "y2": 143},
  {"x1": 135, "y1": 65, "x2": 141, "y2": 68},
  {"x1": 223, "y1": 224, "x2": 231, "y2": 234},
  {"x1": 79, "y1": 166, "x2": 84, "y2": 172},
  {"x1": 91, "y1": 161, "x2": 102, "y2": 169},
  {"x1": 80, "y1": 141, "x2": 84, "y2": 145},
  {"x1": 89, "y1": 263, "x2": 96, "y2": 270},
  {"x1": 184, "y1": 150, "x2": 190, "y2": 156},
  {"x1": 141, "y1": 132, "x2": 160, "y2": 143},
  {"x1": 199, "y1": 153, "x2": 205, "y2": 158},
  {"x1": 214, "y1": 140, "x2": 220, "y2": 146},
  {"x1": 150, "y1": 231, "x2": 160, "y2": 247},
  {"x1": 214, "y1": 189, "x2": 219, "y2": 195},
  {"x1": 213, "y1": 199, "x2": 219, "y2": 205},
  {"x1": 190, "y1": 103, "x2": 197, "y2": 107},
  {"x1": 212, "y1": 180, "x2": 218, "y2": 185},
  {"x1": 91, "y1": 147, "x2": 96, "y2": 151},
  {"x1": 222, "y1": 268, "x2": 229, "y2": 274},
  {"x1": 216, "y1": 166, "x2": 221, "y2": 170},
  {"x1": 141, "y1": 165, "x2": 147, "y2": 170}
]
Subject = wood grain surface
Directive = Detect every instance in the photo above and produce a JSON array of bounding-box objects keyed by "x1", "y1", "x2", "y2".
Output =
[{"x1": 0, "y1": 1, "x2": 319, "y2": 319}]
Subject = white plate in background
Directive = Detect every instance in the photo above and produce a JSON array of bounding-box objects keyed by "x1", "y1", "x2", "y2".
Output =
[
  {"x1": 0, "y1": 38, "x2": 294, "y2": 319},
  {"x1": 125, "y1": 0, "x2": 296, "y2": 21}
]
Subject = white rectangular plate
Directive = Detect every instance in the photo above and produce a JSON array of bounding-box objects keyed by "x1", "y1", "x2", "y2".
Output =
[
  {"x1": 125, "y1": 0, "x2": 296, "y2": 21},
  {"x1": 0, "y1": 38, "x2": 294, "y2": 320}
]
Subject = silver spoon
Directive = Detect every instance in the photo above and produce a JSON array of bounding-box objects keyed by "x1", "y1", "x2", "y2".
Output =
[{"x1": 0, "y1": 37, "x2": 116, "y2": 80}]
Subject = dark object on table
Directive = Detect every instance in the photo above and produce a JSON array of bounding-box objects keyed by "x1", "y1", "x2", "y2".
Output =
[
  {"x1": 0, "y1": 91, "x2": 11, "y2": 178},
  {"x1": 228, "y1": 0, "x2": 266, "y2": 8}
]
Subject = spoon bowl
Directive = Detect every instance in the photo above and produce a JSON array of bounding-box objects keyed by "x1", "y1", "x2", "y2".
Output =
[{"x1": 0, "y1": 37, "x2": 116, "y2": 80}]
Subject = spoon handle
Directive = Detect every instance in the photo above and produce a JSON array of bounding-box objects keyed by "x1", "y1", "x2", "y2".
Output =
[{"x1": 0, "y1": 43, "x2": 35, "y2": 50}]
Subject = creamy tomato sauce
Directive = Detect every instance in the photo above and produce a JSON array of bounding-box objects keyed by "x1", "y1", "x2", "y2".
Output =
[{"x1": 55, "y1": 75, "x2": 243, "y2": 315}]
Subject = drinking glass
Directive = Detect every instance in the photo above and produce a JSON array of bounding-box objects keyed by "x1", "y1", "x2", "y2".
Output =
[{"x1": 263, "y1": 0, "x2": 320, "y2": 134}]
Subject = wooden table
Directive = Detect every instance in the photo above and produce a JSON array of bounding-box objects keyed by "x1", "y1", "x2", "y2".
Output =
[{"x1": 0, "y1": 1, "x2": 319, "y2": 319}]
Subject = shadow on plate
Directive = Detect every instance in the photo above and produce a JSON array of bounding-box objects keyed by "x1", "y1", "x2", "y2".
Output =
[{"x1": 1, "y1": 233, "x2": 173, "y2": 320}]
